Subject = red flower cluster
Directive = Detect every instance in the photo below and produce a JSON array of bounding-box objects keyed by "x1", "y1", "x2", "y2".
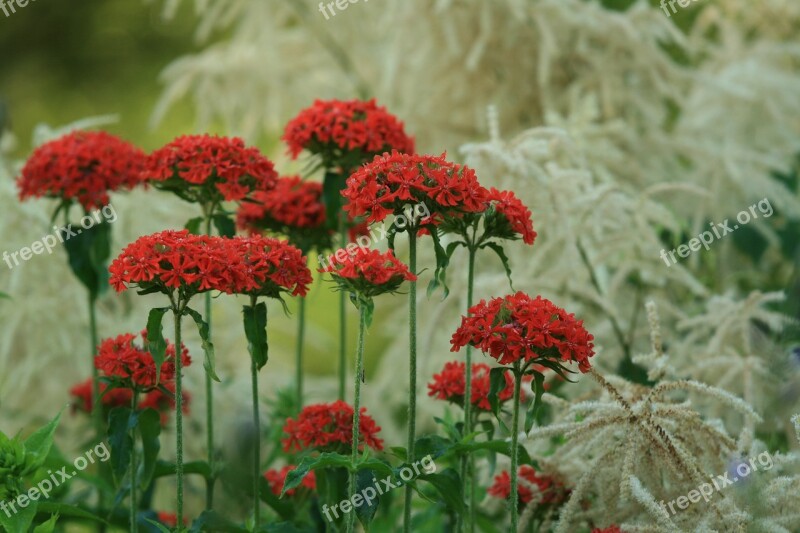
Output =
[
  {"x1": 342, "y1": 152, "x2": 489, "y2": 225},
  {"x1": 69, "y1": 379, "x2": 190, "y2": 425},
  {"x1": 486, "y1": 188, "x2": 537, "y2": 245},
  {"x1": 283, "y1": 99, "x2": 415, "y2": 162},
  {"x1": 264, "y1": 466, "x2": 317, "y2": 497},
  {"x1": 237, "y1": 176, "x2": 326, "y2": 233},
  {"x1": 282, "y1": 400, "x2": 383, "y2": 453},
  {"x1": 319, "y1": 247, "x2": 416, "y2": 298},
  {"x1": 94, "y1": 332, "x2": 191, "y2": 390},
  {"x1": 487, "y1": 465, "x2": 568, "y2": 505},
  {"x1": 427, "y1": 361, "x2": 515, "y2": 411},
  {"x1": 450, "y1": 292, "x2": 595, "y2": 372},
  {"x1": 109, "y1": 230, "x2": 311, "y2": 299},
  {"x1": 144, "y1": 135, "x2": 277, "y2": 202},
  {"x1": 139, "y1": 382, "x2": 192, "y2": 425},
  {"x1": 17, "y1": 130, "x2": 146, "y2": 210}
]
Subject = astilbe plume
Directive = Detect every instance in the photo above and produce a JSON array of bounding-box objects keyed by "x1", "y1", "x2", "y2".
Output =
[
  {"x1": 487, "y1": 465, "x2": 569, "y2": 506},
  {"x1": 319, "y1": 246, "x2": 416, "y2": 298},
  {"x1": 342, "y1": 151, "x2": 489, "y2": 226},
  {"x1": 282, "y1": 400, "x2": 384, "y2": 453},
  {"x1": 427, "y1": 361, "x2": 515, "y2": 411},
  {"x1": 16, "y1": 130, "x2": 146, "y2": 210},
  {"x1": 144, "y1": 134, "x2": 277, "y2": 203},
  {"x1": 283, "y1": 98, "x2": 415, "y2": 165},
  {"x1": 264, "y1": 466, "x2": 316, "y2": 497},
  {"x1": 451, "y1": 292, "x2": 596, "y2": 372}
]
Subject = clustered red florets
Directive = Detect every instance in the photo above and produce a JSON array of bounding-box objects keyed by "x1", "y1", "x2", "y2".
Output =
[
  {"x1": 319, "y1": 247, "x2": 416, "y2": 298},
  {"x1": 109, "y1": 230, "x2": 311, "y2": 298},
  {"x1": 237, "y1": 176, "x2": 327, "y2": 232},
  {"x1": 427, "y1": 361, "x2": 515, "y2": 411},
  {"x1": 283, "y1": 99, "x2": 415, "y2": 162},
  {"x1": 487, "y1": 465, "x2": 569, "y2": 505},
  {"x1": 342, "y1": 152, "x2": 489, "y2": 225},
  {"x1": 17, "y1": 130, "x2": 146, "y2": 211},
  {"x1": 451, "y1": 292, "x2": 595, "y2": 372},
  {"x1": 486, "y1": 188, "x2": 537, "y2": 245},
  {"x1": 282, "y1": 400, "x2": 383, "y2": 453},
  {"x1": 94, "y1": 331, "x2": 191, "y2": 390},
  {"x1": 144, "y1": 134, "x2": 277, "y2": 202},
  {"x1": 69, "y1": 379, "x2": 190, "y2": 425},
  {"x1": 264, "y1": 466, "x2": 317, "y2": 497}
]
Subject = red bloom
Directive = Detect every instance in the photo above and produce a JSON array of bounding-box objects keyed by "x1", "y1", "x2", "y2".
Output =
[
  {"x1": 319, "y1": 247, "x2": 416, "y2": 298},
  {"x1": 427, "y1": 361, "x2": 515, "y2": 411},
  {"x1": 17, "y1": 130, "x2": 146, "y2": 210},
  {"x1": 342, "y1": 152, "x2": 489, "y2": 226},
  {"x1": 144, "y1": 135, "x2": 277, "y2": 203},
  {"x1": 94, "y1": 332, "x2": 191, "y2": 390},
  {"x1": 156, "y1": 512, "x2": 188, "y2": 527},
  {"x1": 222, "y1": 236, "x2": 312, "y2": 298},
  {"x1": 486, "y1": 188, "x2": 537, "y2": 245},
  {"x1": 283, "y1": 99, "x2": 415, "y2": 164},
  {"x1": 264, "y1": 466, "x2": 316, "y2": 497},
  {"x1": 237, "y1": 176, "x2": 327, "y2": 232},
  {"x1": 450, "y1": 292, "x2": 595, "y2": 372},
  {"x1": 487, "y1": 465, "x2": 568, "y2": 506},
  {"x1": 69, "y1": 379, "x2": 132, "y2": 414},
  {"x1": 282, "y1": 400, "x2": 383, "y2": 453},
  {"x1": 140, "y1": 383, "x2": 191, "y2": 425}
]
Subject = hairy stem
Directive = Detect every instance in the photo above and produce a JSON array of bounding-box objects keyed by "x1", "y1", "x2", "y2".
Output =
[
  {"x1": 250, "y1": 295, "x2": 263, "y2": 528},
  {"x1": 129, "y1": 392, "x2": 138, "y2": 533},
  {"x1": 339, "y1": 214, "x2": 348, "y2": 400},
  {"x1": 462, "y1": 246, "x2": 477, "y2": 533},
  {"x1": 404, "y1": 230, "x2": 417, "y2": 533},
  {"x1": 510, "y1": 365, "x2": 522, "y2": 533},
  {"x1": 173, "y1": 307, "x2": 185, "y2": 526},
  {"x1": 296, "y1": 297, "x2": 306, "y2": 409},
  {"x1": 203, "y1": 212, "x2": 216, "y2": 509},
  {"x1": 346, "y1": 304, "x2": 367, "y2": 533}
]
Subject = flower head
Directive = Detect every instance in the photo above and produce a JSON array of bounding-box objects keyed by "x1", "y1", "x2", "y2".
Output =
[
  {"x1": 428, "y1": 361, "x2": 515, "y2": 411},
  {"x1": 319, "y1": 247, "x2": 416, "y2": 298},
  {"x1": 139, "y1": 383, "x2": 192, "y2": 425},
  {"x1": 484, "y1": 188, "x2": 537, "y2": 245},
  {"x1": 94, "y1": 331, "x2": 191, "y2": 390},
  {"x1": 487, "y1": 465, "x2": 569, "y2": 506},
  {"x1": 222, "y1": 236, "x2": 312, "y2": 298},
  {"x1": 282, "y1": 400, "x2": 383, "y2": 453},
  {"x1": 450, "y1": 292, "x2": 595, "y2": 372},
  {"x1": 144, "y1": 134, "x2": 277, "y2": 203},
  {"x1": 237, "y1": 175, "x2": 327, "y2": 232},
  {"x1": 17, "y1": 130, "x2": 146, "y2": 211},
  {"x1": 264, "y1": 465, "x2": 316, "y2": 497},
  {"x1": 69, "y1": 379, "x2": 132, "y2": 414},
  {"x1": 283, "y1": 99, "x2": 415, "y2": 167},
  {"x1": 342, "y1": 152, "x2": 489, "y2": 226}
]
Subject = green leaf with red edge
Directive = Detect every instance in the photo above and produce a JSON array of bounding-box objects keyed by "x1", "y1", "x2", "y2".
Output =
[
  {"x1": 481, "y1": 241, "x2": 515, "y2": 291},
  {"x1": 145, "y1": 307, "x2": 169, "y2": 385},
  {"x1": 525, "y1": 371, "x2": 546, "y2": 433}
]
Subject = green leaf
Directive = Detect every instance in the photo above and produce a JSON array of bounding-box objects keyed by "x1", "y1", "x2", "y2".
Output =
[
  {"x1": 63, "y1": 219, "x2": 112, "y2": 300},
  {"x1": 23, "y1": 411, "x2": 61, "y2": 471},
  {"x1": 355, "y1": 468, "x2": 381, "y2": 528},
  {"x1": 212, "y1": 214, "x2": 236, "y2": 238},
  {"x1": 188, "y1": 510, "x2": 248, "y2": 533},
  {"x1": 184, "y1": 216, "x2": 204, "y2": 235},
  {"x1": 322, "y1": 171, "x2": 347, "y2": 232},
  {"x1": 37, "y1": 502, "x2": 107, "y2": 523},
  {"x1": 532, "y1": 359, "x2": 577, "y2": 383},
  {"x1": 0, "y1": 501, "x2": 36, "y2": 533},
  {"x1": 488, "y1": 367, "x2": 508, "y2": 418},
  {"x1": 524, "y1": 371, "x2": 546, "y2": 433},
  {"x1": 282, "y1": 453, "x2": 352, "y2": 496},
  {"x1": 145, "y1": 307, "x2": 170, "y2": 385},
  {"x1": 107, "y1": 407, "x2": 137, "y2": 483},
  {"x1": 412, "y1": 435, "x2": 453, "y2": 462},
  {"x1": 242, "y1": 301, "x2": 269, "y2": 370},
  {"x1": 426, "y1": 229, "x2": 450, "y2": 299},
  {"x1": 482, "y1": 242, "x2": 515, "y2": 291},
  {"x1": 258, "y1": 476, "x2": 294, "y2": 520},
  {"x1": 144, "y1": 518, "x2": 173, "y2": 533},
  {"x1": 455, "y1": 439, "x2": 535, "y2": 467},
  {"x1": 32, "y1": 514, "x2": 59, "y2": 533},
  {"x1": 419, "y1": 468, "x2": 464, "y2": 513},
  {"x1": 137, "y1": 408, "x2": 161, "y2": 491},
  {"x1": 184, "y1": 307, "x2": 220, "y2": 382}
]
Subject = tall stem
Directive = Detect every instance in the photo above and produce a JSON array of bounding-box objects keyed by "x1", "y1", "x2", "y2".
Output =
[
  {"x1": 129, "y1": 392, "x2": 139, "y2": 533},
  {"x1": 250, "y1": 295, "x2": 264, "y2": 528},
  {"x1": 173, "y1": 307, "x2": 185, "y2": 527},
  {"x1": 295, "y1": 297, "x2": 306, "y2": 409},
  {"x1": 338, "y1": 214, "x2": 348, "y2": 400},
  {"x1": 404, "y1": 230, "x2": 417, "y2": 533},
  {"x1": 510, "y1": 365, "x2": 522, "y2": 533},
  {"x1": 462, "y1": 246, "x2": 477, "y2": 533},
  {"x1": 203, "y1": 214, "x2": 216, "y2": 509},
  {"x1": 346, "y1": 304, "x2": 367, "y2": 533},
  {"x1": 88, "y1": 293, "x2": 101, "y2": 438}
]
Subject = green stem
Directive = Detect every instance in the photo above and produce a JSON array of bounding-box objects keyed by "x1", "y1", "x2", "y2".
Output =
[
  {"x1": 296, "y1": 297, "x2": 306, "y2": 409},
  {"x1": 88, "y1": 293, "x2": 101, "y2": 439},
  {"x1": 346, "y1": 304, "x2": 367, "y2": 533},
  {"x1": 203, "y1": 213, "x2": 216, "y2": 509},
  {"x1": 173, "y1": 307, "x2": 185, "y2": 527},
  {"x1": 404, "y1": 230, "x2": 417, "y2": 533},
  {"x1": 129, "y1": 392, "x2": 138, "y2": 533},
  {"x1": 510, "y1": 365, "x2": 522, "y2": 533},
  {"x1": 250, "y1": 295, "x2": 263, "y2": 529},
  {"x1": 462, "y1": 246, "x2": 477, "y2": 533},
  {"x1": 338, "y1": 214, "x2": 348, "y2": 400}
]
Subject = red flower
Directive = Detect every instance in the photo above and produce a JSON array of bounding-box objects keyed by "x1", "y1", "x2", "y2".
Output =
[
  {"x1": 238, "y1": 176, "x2": 327, "y2": 232},
  {"x1": 69, "y1": 379, "x2": 132, "y2": 414},
  {"x1": 17, "y1": 130, "x2": 146, "y2": 211},
  {"x1": 156, "y1": 512, "x2": 188, "y2": 527},
  {"x1": 592, "y1": 527, "x2": 625, "y2": 533},
  {"x1": 427, "y1": 361, "x2": 515, "y2": 411},
  {"x1": 486, "y1": 188, "x2": 537, "y2": 245},
  {"x1": 319, "y1": 246, "x2": 416, "y2": 298},
  {"x1": 94, "y1": 332, "x2": 191, "y2": 390},
  {"x1": 144, "y1": 135, "x2": 277, "y2": 203},
  {"x1": 342, "y1": 152, "x2": 489, "y2": 227},
  {"x1": 264, "y1": 466, "x2": 316, "y2": 497},
  {"x1": 450, "y1": 292, "x2": 595, "y2": 372},
  {"x1": 282, "y1": 400, "x2": 383, "y2": 453},
  {"x1": 283, "y1": 99, "x2": 415, "y2": 164},
  {"x1": 222, "y1": 236, "x2": 312, "y2": 298},
  {"x1": 140, "y1": 383, "x2": 191, "y2": 425},
  {"x1": 487, "y1": 465, "x2": 568, "y2": 506}
]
